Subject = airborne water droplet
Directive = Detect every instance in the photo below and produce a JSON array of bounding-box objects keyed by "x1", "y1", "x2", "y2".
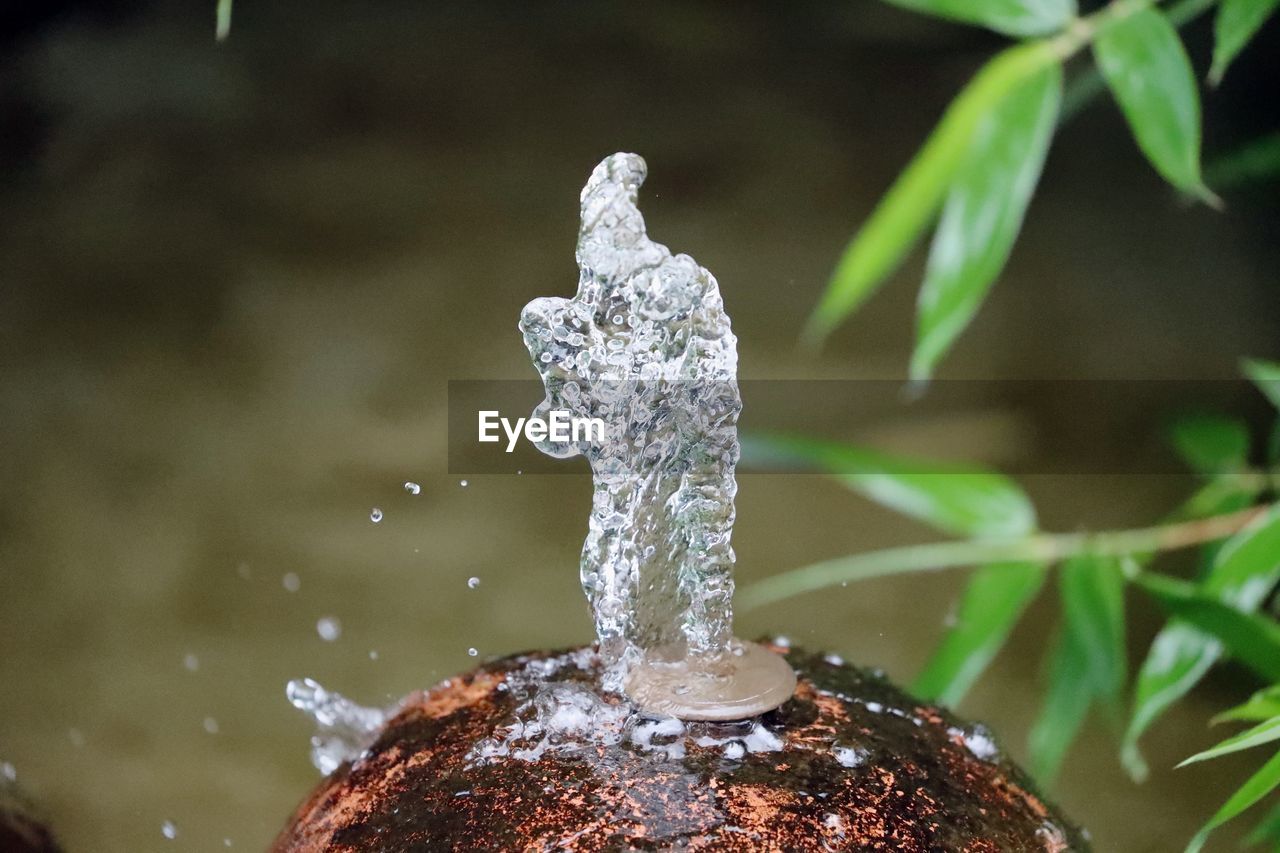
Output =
[
  {"x1": 282, "y1": 572, "x2": 300, "y2": 593},
  {"x1": 183, "y1": 653, "x2": 200, "y2": 672},
  {"x1": 316, "y1": 617, "x2": 342, "y2": 642},
  {"x1": 161, "y1": 821, "x2": 177, "y2": 840},
  {"x1": 370, "y1": 507, "x2": 383, "y2": 523},
  {"x1": 459, "y1": 479, "x2": 468, "y2": 488},
  {"x1": 467, "y1": 577, "x2": 480, "y2": 589},
  {"x1": 404, "y1": 481, "x2": 421, "y2": 495},
  {"x1": 467, "y1": 647, "x2": 479, "y2": 657}
]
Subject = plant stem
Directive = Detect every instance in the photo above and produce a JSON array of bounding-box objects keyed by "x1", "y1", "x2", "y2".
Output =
[
  {"x1": 1059, "y1": 0, "x2": 1219, "y2": 123},
  {"x1": 738, "y1": 502, "x2": 1273, "y2": 611}
]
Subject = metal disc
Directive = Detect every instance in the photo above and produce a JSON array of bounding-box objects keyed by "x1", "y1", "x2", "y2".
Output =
[{"x1": 624, "y1": 641, "x2": 797, "y2": 721}]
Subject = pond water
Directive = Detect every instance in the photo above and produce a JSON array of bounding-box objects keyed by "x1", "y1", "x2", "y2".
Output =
[{"x1": 0, "y1": 1, "x2": 1277, "y2": 850}]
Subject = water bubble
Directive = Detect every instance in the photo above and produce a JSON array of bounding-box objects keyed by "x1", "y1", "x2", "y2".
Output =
[
  {"x1": 316, "y1": 617, "x2": 342, "y2": 642},
  {"x1": 203, "y1": 717, "x2": 220, "y2": 735},
  {"x1": 404, "y1": 481, "x2": 421, "y2": 495},
  {"x1": 467, "y1": 577, "x2": 480, "y2": 589},
  {"x1": 370, "y1": 507, "x2": 383, "y2": 523},
  {"x1": 183, "y1": 653, "x2": 200, "y2": 672},
  {"x1": 467, "y1": 647, "x2": 479, "y2": 657},
  {"x1": 161, "y1": 821, "x2": 178, "y2": 840},
  {"x1": 282, "y1": 572, "x2": 300, "y2": 593}
]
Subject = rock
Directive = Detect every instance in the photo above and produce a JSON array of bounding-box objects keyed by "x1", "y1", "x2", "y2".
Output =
[
  {"x1": 0, "y1": 782, "x2": 61, "y2": 853},
  {"x1": 274, "y1": 645, "x2": 1087, "y2": 851}
]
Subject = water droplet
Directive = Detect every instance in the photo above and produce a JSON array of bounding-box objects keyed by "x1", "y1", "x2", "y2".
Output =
[
  {"x1": 459, "y1": 479, "x2": 468, "y2": 488},
  {"x1": 203, "y1": 717, "x2": 220, "y2": 735},
  {"x1": 467, "y1": 577, "x2": 480, "y2": 589},
  {"x1": 223, "y1": 839, "x2": 233, "y2": 848},
  {"x1": 183, "y1": 653, "x2": 200, "y2": 672},
  {"x1": 282, "y1": 572, "x2": 300, "y2": 593},
  {"x1": 467, "y1": 647, "x2": 479, "y2": 657},
  {"x1": 370, "y1": 507, "x2": 383, "y2": 523},
  {"x1": 368, "y1": 650, "x2": 379, "y2": 660},
  {"x1": 161, "y1": 821, "x2": 178, "y2": 840},
  {"x1": 68, "y1": 728, "x2": 85, "y2": 747},
  {"x1": 0, "y1": 762, "x2": 15, "y2": 782},
  {"x1": 316, "y1": 617, "x2": 342, "y2": 642},
  {"x1": 404, "y1": 481, "x2": 421, "y2": 495},
  {"x1": 236, "y1": 562, "x2": 252, "y2": 580}
]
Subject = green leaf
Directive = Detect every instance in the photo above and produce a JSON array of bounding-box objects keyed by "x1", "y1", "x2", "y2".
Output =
[
  {"x1": 805, "y1": 42, "x2": 1062, "y2": 345},
  {"x1": 1122, "y1": 486, "x2": 1259, "y2": 779},
  {"x1": 1268, "y1": 420, "x2": 1280, "y2": 467},
  {"x1": 882, "y1": 0, "x2": 1076, "y2": 38},
  {"x1": 911, "y1": 64, "x2": 1062, "y2": 381},
  {"x1": 1029, "y1": 627, "x2": 1095, "y2": 785},
  {"x1": 1029, "y1": 554, "x2": 1126, "y2": 785},
  {"x1": 1061, "y1": 555, "x2": 1128, "y2": 709},
  {"x1": 913, "y1": 561, "x2": 1046, "y2": 707},
  {"x1": 1180, "y1": 715, "x2": 1280, "y2": 767},
  {"x1": 1204, "y1": 503, "x2": 1280, "y2": 609},
  {"x1": 1244, "y1": 358, "x2": 1280, "y2": 411},
  {"x1": 1205, "y1": 131, "x2": 1280, "y2": 191},
  {"x1": 1094, "y1": 8, "x2": 1218, "y2": 204},
  {"x1": 216, "y1": 0, "x2": 232, "y2": 41},
  {"x1": 1186, "y1": 749, "x2": 1280, "y2": 853},
  {"x1": 1123, "y1": 623, "x2": 1223, "y2": 781},
  {"x1": 1135, "y1": 573, "x2": 1280, "y2": 683},
  {"x1": 1214, "y1": 685, "x2": 1280, "y2": 726},
  {"x1": 741, "y1": 434, "x2": 1036, "y2": 538},
  {"x1": 1244, "y1": 801, "x2": 1280, "y2": 848},
  {"x1": 1170, "y1": 415, "x2": 1251, "y2": 475},
  {"x1": 1211, "y1": 0, "x2": 1280, "y2": 85}
]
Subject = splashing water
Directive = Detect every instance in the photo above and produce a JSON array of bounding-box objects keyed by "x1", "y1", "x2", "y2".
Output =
[
  {"x1": 285, "y1": 678, "x2": 386, "y2": 774},
  {"x1": 520, "y1": 153, "x2": 793, "y2": 717}
]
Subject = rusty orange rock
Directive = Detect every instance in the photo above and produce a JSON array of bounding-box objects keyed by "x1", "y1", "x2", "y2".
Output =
[{"x1": 275, "y1": 645, "x2": 1087, "y2": 851}]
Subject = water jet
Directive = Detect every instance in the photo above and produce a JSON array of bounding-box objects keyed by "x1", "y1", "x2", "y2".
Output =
[{"x1": 275, "y1": 154, "x2": 1087, "y2": 851}]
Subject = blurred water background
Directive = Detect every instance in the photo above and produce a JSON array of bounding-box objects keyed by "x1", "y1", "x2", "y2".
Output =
[{"x1": 1, "y1": 1, "x2": 1278, "y2": 849}]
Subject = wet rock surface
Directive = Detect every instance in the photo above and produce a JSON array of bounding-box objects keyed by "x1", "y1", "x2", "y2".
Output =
[
  {"x1": 275, "y1": 645, "x2": 1087, "y2": 851},
  {"x1": 0, "y1": 784, "x2": 61, "y2": 853}
]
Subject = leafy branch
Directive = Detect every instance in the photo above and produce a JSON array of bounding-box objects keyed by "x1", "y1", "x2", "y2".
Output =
[
  {"x1": 739, "y1": 501, "x2": 1273, "y2": 611},
  {"x1": 743, "y1": 360, "x2": 1280, "y2": 849},
  {"x1": 805, "y1": 0, "x2": 1278, "y2": 381}
]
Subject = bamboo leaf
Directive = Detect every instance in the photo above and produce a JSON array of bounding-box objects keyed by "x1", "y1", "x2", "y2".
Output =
[
  {"x1": 1181, "y1": 716, "x2": 1280, "y2": 766},
  {"x1": 741, "y1": 434, "x2": 1036, "y2": 538},
  {"x1": 881, "y1": 0, "x2": 1076, "y2": 37},
  {"x1": 1244, "y1": 358, "x2": 1280, "y2": 410},
  {"x1": 806, "y1": 42, "x2": 1061, "y2": 345},
  {"x1": 1214, "y1": 685, "x2": 1280, "y2": 726},
  {"x1": 1123, "y1": 623, "x2": 1223, "y2": 780},
  {"x1": 1061, "y1": 555, "x2": 1128, "y2": 709},
  {"x1": 1203, "y1": 503, "x2": 1280, "y2": 608},
  {"x1": 1244, "y1": 801, "x2": 1280, "y2": 848},
  {"x1": 911, "y1": 63, "x2": 1062, "y2": 381},
  {"x1": 1094, "y1": 8, "x2": 1218, "y2": 204},
  {"x1": 1186, "y1": 749, "x2": 1280, "y2": 853},
  {"x1": 1135, "y1": 573, "x2": 1280, "y2": 683},
  {"x1": 913, "y1": 561, "x2": 1047, "y2": 706},
  {"x1": 1029, "y1": 627, "x2": 1095, "y2": 784},
  {"x1": 1170, "y1": 415, "x2": 1251, "y2": 475},
  {"x1": 1119, "y1": 487, "x2": 1256, "y2": 779},
  {"x1": 216, "y1": 0, "x2": 232, "y2": 41},
  {"x1": 1211, "y1": 0, "x2": 1280, "y2": 85},
  {"x1": 1205, "y1": 130, "x2": 1280, "y2": 190}
]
